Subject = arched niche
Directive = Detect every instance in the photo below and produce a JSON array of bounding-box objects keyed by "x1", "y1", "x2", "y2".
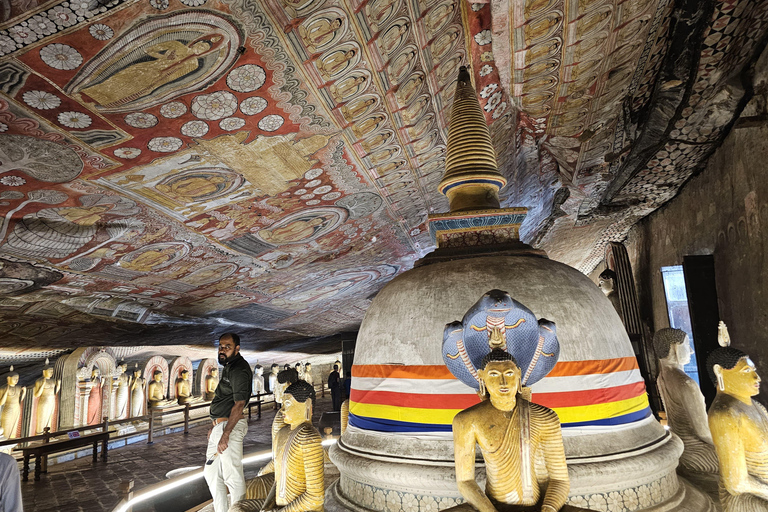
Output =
[
  {"x1": 55, "y1": 348, "x2": 117, "y2": 429},
  {"x1": 194, "y1": 358, "x2": 219, "y2": 397},
  {"x1": 167, "y1": 356, "x2": 193, "y2": 400},
  {"x1": 143, "y1": 356, "x2": 170, "y2": 405}
]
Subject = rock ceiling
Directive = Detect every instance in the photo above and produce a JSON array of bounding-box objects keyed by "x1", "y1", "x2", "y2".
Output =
[{"x1": 0, "y1": 0, "x2": 765, "y2": 352}]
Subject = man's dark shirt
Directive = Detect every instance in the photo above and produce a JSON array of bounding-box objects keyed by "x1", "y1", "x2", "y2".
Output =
[
  {"x1": 210, "y1": 353, "x2": 252, "y2": 419},
  {"x1": 328, "y1": 370, "x2": 340, "y2": 390}
]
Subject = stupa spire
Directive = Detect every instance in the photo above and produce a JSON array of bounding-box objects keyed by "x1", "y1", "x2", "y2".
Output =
[{"x1": 438, "y1": 66, "x2": 506, "y2": 212}]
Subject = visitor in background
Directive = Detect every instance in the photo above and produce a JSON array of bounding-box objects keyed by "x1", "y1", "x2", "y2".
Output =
[
  {"x1": 329, "y1": 364, "x2": 342, "y2": 411},
  {"x1": 204, "y1": 333, "x2": 252, "y2": 512},
  {"x1": 0, "y1": 451, "x2": 22, "y2": 512}
]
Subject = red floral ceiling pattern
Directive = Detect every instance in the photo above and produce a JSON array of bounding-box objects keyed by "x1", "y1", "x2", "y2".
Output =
[{"x1": 0, "y1": 0, "x2": 764, "y2": 350}]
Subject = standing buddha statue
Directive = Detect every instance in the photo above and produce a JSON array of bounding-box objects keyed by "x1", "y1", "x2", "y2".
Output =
[
  {"x1": 130, "y1": 365, "x2": 145, "y2": 417},
  {"x1": 708, "y1": 322, "x2": 768, "y2": 511},
  {"x1": 0, "y1": 367, "x2": 25, "y2": 439},
  {"x1": 114, "y1": 362, "x2": 130, "y2": 420},
  {"x1": 252, "y1": 365, "x2": 265, "y2": 396},
  {"x1": 33, "y1": 359, "x2": 60, "y2": 434}
]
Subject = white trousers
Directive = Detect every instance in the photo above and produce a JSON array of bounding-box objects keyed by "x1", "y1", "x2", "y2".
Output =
[
  {"x1": 0, "y1": 453, "x2": 22, "y2": 512},
  {"x1": 204, "y1": 419, "x2": 248, "y2": 512}
]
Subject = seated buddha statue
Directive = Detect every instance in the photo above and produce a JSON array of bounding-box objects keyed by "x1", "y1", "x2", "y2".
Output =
[
  {"x1": 451, "y1": 348, "x2": 581, "y2": 512},
  {"x1": 205, "y1": 368, "x2": 219, "y2": 402},
  {"x1": 176, "y1": 369, "x2": 202, "y2": 405},
  {"x1": 708, "y1": 322, "x2": 768, "y2": 512},
  {"x1": 230, "y1": 380, "x2": 324, "y2": 512},
  {"x1": 147, "y1": 370, "x2": 174, "y2": 409},
  {"x1": 654, "y1": 328, "x2": 719, "y2": 476}
]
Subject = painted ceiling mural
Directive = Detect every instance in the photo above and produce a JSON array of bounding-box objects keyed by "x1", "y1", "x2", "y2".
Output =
[{"x1": 0, "y1": 0, "x2": 765, "y2": 350}]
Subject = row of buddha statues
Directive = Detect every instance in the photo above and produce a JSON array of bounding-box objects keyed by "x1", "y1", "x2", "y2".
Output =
[{"x1": 0, "y1": 353, "x2": 325, "y2": 441}]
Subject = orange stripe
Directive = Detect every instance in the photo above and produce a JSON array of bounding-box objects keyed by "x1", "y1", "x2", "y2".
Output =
[
  {"x1": 546, "y1": 357, "x2": 639, "y2": 377},
  {"x1": 352, "y1": 365, "x2": 455, "y2": 380},
  {"x1": 353, "y1": 357, "x2": 639, "y2": 381}
]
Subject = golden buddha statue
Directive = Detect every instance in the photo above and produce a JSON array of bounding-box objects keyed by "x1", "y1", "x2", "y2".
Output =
[
  {"x1": 147, "y1": 370, "x2": 174, "y2": 409},
  {"x1": 708, "y1": 322, "x2": 768, "y2": 511},
  {"x1": 0, "y1": 367, "x2": 25, "y2": 439},
  {"x1": 205, "y1": 368, "x2": 219, "y2": 401},
  {"x1": 654, "y1": 328, "x2": 719, "y2": 475},
  {"x1": 451, "y1": 348, "x2": 575, "y2": 512},
  {"x1": 176, "y1": 369, "x2": 201, "y2": 405},
  {"x1": 230, "y1": 380, "x2": 324, "y2": 512},
  {"x1": 33, "y1": 359, "x2": 60, "y2": 434}
]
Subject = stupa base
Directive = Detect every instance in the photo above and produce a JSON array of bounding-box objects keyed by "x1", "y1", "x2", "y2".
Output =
[{"x1": 328, "y1": 432, "x2": 716, "y2": 512}]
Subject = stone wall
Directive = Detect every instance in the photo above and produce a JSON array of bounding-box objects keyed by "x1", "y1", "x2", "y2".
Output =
[{"x1": 626, "y1": 121, "x2": 768, "y2": 404}]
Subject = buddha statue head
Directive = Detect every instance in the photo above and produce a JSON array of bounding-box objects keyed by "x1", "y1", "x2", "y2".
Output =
[
  {"x1": 271, "y1": 363, "x2": 279, "y2": 375},
  {"x1": 152, "y1": 369, "x2": 163, "y2": 382},
  {"x1": 118, "y1": 362, "x2": 128, "y2": 374},
  {"x1": 133, "y1": 364, "x2": 142, "y2": 379},
  {"x1": 42, "y1": 359, "x2": 53, "y2": 379},
  {"x1": 476, "y1": 348, "x2": 521, "y2": 410},
  {"x1": 210, "y1": 368, "x2": 218, "y2": 379},
  {"x1": 255, "y1": 364, "x2": 263, "y2": 376},
  {"x1": 91, "y1": 367, "x2": 100, "y2": 381},
  {"x1": 305, "y1": 363, "x2": 312, "y2": 373},
  {"x1": 180, "y1": 369, "x2": 190, "y2": 381},
  {"x1": 6, "y1": 366, "x2": 18, "y2": 386},
  {"x1": 653, "y1": 328, "x2": 692, "y2": 367},
  {"x1": 598, "y1": 268, "x2": 617, "y2": 296},
  {"x1": 283, "y1": 380, "x2": 315, "y2": 425},
  {"x1": 707, "y1": 322, "x2": 761, "y2": 400}
]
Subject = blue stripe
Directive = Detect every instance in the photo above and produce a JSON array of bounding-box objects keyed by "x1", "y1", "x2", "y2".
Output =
[
  {"x1": 439, "y1": 178, "x2": 506, "y2": 194},
  {"x1": 350, "y1": 408, "x2": 653, "y2": 433},
  {"x1": 561, "y1": 407, "x2": 652, "y2": 428},
  {"x1": 349, "y1": 413, "x2": 453, "y2": 433}
]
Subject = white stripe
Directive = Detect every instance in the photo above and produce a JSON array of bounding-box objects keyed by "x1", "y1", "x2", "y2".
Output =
[
  {"x1": 530, "y1": 369, "x2": 644, "y2": 394},
  {"x1": 352, "y1": 376, "x2": 476, "y2": 395}
]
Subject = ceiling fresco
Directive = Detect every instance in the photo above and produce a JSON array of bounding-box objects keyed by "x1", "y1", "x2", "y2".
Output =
[{"x1": 0, "y1": 0, "x2": 765, "y2": 351}]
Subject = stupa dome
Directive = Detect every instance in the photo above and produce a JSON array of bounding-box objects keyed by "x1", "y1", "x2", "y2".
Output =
[{"x1": 331, "y1": 248, "x2": 715, "y2": 512}]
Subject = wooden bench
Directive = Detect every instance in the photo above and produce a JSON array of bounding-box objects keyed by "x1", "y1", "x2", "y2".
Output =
[{"x1": 21, "y1": 428, "x2": 113, "y2": 481}]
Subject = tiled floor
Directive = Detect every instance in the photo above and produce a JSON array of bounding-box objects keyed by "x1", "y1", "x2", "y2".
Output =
[{"x1": 21, "y1": 396, "x2": 335, "y2": 512}]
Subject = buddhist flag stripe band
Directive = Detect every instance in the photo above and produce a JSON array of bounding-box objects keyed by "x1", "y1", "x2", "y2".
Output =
[{"x1": 349, "y1": 359, "x2": 651, "y2": 433}]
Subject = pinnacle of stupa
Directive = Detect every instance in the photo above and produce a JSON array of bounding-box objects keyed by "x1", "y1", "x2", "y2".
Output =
[{"x1": 438, "y1": 66, "x2": 507, "y2": 213}]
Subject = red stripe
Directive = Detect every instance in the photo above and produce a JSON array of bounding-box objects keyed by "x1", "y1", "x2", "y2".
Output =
[
  {"x1": 531, "y1": 381, "x2": 647, "y2": 408},
  {"x1": 352, "y1": 365, "x2": 455, "y2": 380},
  {"x1": 547, "y1": 357, "x2": 639, "y2": 377},
  {"x1": 350, "y1": 389, "x2": 481, "y2": 410}
]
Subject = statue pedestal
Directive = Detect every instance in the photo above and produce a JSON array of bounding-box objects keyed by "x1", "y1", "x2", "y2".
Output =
[{"x1": 328, "y1": 431, "x2": 717, "y2": 512}]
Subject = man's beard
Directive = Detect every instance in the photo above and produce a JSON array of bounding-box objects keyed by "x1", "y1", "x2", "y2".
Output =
[{"x1": 218, "y1": 353, "x2": 231, "y2": 364}]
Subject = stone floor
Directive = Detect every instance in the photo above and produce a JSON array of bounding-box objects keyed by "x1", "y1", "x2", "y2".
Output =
[{"x1": 22, "y1": 395, "x2": 336, "y2": 512}]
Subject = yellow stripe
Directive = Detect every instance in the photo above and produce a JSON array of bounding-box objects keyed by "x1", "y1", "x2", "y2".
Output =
[
  {"x1": 551, "y1": 395, "x2": 650, "y2": 424},
  {"x1": 352, "y1": 394, "x2": 649, "y2": 426},
  {"x1": 350, "y1": 401, "x2": 463, "y2": 424}
]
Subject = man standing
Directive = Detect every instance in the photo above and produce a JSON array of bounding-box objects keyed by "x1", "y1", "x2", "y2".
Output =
[
  {"x1": 328, "y1": 364, "x2": 341, "y2": 411},
  {"x1": 205, "y1": 333, "x2": 253, "y2": 512}
]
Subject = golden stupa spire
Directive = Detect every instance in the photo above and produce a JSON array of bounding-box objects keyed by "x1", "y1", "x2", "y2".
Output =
[{"x1": 438, "y1": 66, "x2": 506, "y2": 212}]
